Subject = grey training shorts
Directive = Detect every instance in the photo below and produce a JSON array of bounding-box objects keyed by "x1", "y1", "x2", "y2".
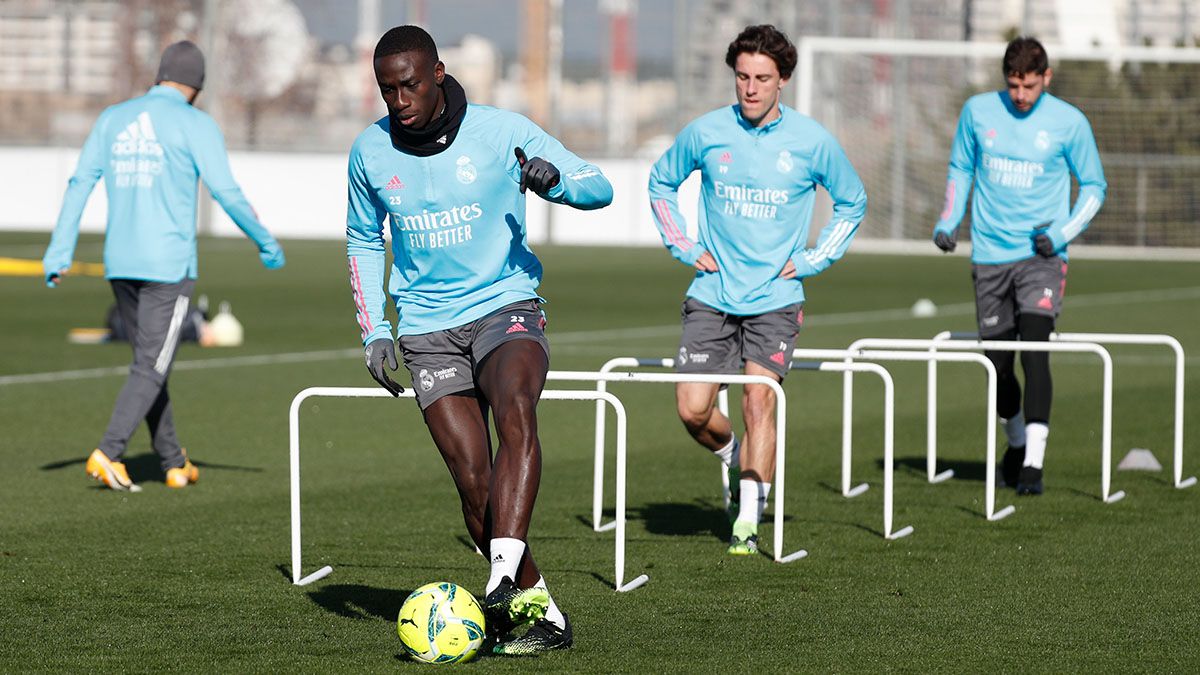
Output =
[
  {"x1": 972, "y1": 255, "x2": 1068, "y2": 337},
  {"x1": 676, "y1": 297, "x2": 803, "y2": 379},
  {"x1": 397, "y1": 299, "x2": 549, "y2": 409}
]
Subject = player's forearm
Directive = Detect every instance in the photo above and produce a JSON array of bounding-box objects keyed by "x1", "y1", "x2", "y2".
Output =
[
  {"x1": 796, "y1": 217, "x2": 860, "y2": 277},
  {"x1": 934, "y1": 173, "x2": 972, "y2": 232},
  {"x1": 346, "y1": 250, "x2": 392, "y2": 345},
  {"x1": 1051, "y1": 185, "x2": 1105, "y2": 247},
  {"x1": 648, "y1": 194, "x2": 701, "y2": 265},
  {"x1": 44, "y1": 176, "x2": 98, "y2": 271},
  {"x1": 550, "y1": 165, "x2": 613, "y2": 210},
  {"x1": 213, "y1": 188, "x2": 275, "y2": 247}
]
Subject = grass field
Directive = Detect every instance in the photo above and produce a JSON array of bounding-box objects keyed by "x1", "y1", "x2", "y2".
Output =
[{"x1": 1, "y1": 231, "x2": 1198, "y2": 672}]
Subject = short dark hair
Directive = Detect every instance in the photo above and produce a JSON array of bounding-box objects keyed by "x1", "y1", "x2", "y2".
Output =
[
  {"x1": 1003, "y1": 37, "x2": 1049, "y2": 76},
  {"x1": 725, "y1": 24, "x2": 797, "y2": 79},
  {"x1": 374, "y1": 25, "x2": 438, "y2": 62}
]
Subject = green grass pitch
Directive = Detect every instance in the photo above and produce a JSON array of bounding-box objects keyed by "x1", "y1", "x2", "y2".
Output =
[{"x1": 1, "y1": 231, "x2": 1198, "y2": 672}]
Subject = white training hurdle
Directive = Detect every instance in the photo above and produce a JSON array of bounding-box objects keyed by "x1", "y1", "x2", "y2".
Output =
[
  {"x1": 287, "y1": 385, "x2": 651, "y2": 592},
  {"x1": 791, "y1": 360, "x2": 913, "y2": 540},
  {"x1": 549, "y1": 370, "x2": 806, "y2": 562},
  {"x1": 594, "y1": 358, "x2": 733, "y2": 511},
  {"x1": 840, "y1": 338, "x2": 1123, "y2": 504},
  {"x1": 595, "y1": 356, "x2": 916, "y2": 540},
  {"x1": 786, "y1": 348, "x2": 1011, "y2": 521},
  {"x1": 929, "y1": 331, "x2": 1196, "y2": 490}
]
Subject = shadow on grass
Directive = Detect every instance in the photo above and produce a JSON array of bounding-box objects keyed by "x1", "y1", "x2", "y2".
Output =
[
  {"x1": 38, "y1": 457, "x2": 87, "y2": 471},
  {"x1": 39, "y1": 453, "x2": 261, "y2": 484},
  {"x1": 190, "y1": 459, "x2": 263, "y2": 472},
  {"x1": 881, "y1": 456, "x2": 990, "y2": 482},
  {"x1": 305, "y1": 582, "x2": 413, "y2": 622}
]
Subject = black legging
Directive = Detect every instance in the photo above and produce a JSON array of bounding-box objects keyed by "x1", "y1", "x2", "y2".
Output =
[{"x1": 984, "y1": 313, "x2": 1055, "y2": 425}]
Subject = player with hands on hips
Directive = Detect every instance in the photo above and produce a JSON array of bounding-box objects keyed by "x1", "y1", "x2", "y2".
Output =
[{"x1": 648, "y1": 24, "x2": 867, "y2": 556}]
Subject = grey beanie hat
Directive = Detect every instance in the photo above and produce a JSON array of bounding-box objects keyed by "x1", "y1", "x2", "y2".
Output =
[{"x1": 156, "y1": 40, "x2": 205, "y2": 90}]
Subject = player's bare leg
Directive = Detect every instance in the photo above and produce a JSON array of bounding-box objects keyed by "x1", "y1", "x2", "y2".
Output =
[
  {"x1": 728, "y1": 360, "x2": 782, "y2": 555},
  {"x1": 423, "y1": 399, "x2": 540, "y2": 583},
  {"x1": 422, "y1": 393, "x2": 544, "y2": 587},
  {"x1": 676, "y1": 382, "x2": 740, "y2": 508},
  {"x1": 475, "y1": 339, "x2": 571, "y2": 653},
  {"x1": 675, "y1": 381, "x2": 730, "y2": 450},
  {"x1": 422, "y1": 395, "x2": 495, "y2": 552},
  {"x1": 477, "y1": 339, "x2": 546, "y2": 542}
]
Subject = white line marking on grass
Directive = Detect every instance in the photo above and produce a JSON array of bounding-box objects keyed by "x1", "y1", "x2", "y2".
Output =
[
  {"x1": 0, "y1": 349, "x2": 360, "y2": 386},
  {"x1": 6, "y1": 285, "x2": 1200, "y2": 386}
]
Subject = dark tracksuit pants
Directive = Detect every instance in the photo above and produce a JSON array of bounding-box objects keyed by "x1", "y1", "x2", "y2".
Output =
[{"x1": 98, "y1": 278, "x2": 194, "y2": 471}]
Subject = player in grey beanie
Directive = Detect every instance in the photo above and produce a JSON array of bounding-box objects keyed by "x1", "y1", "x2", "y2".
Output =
[{"x1": 156, "y1": 40, "x2": 205, "y2": 90}]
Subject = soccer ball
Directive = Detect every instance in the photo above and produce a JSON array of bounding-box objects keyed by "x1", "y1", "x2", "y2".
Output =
[{"x1": 397, "y1": 582, "x2": 486, "y2": 664}]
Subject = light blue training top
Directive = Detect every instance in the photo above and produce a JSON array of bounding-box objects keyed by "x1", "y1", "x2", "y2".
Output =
[
  {"x1": 648, "y1": 104, "x2": 868, "y2": 315},
  {"x1": 345, "y1": 105, "x2": 613, "y2": 343},
  {"x1": 934, "y1": 91, "x2": 1107, "y2": 264},
  {"x1": 43, "y1": 85, "x2": 283, "y2": 283}
]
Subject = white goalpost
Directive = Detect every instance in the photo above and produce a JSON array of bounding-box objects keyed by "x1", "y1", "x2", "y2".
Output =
[{"x1": 794, "y1": 37, "x2": 1200, "y2": 256}]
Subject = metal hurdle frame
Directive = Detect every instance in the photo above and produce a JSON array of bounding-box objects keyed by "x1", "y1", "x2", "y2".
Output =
[
  {"x1": 593, "y1": 357, "x2": 916, "y2": 541},
  {"x1": 287, "y1": 386, "x2": 651, "y2": 592},
  {"x1": 549, "y1": 370, "x2": 807, "y2": 562},
  {"x1": 839, "y1": 338, "x2": 1123, "y2": 504},
  {"x1": 787, "y1": 348, "x2": 1006, "y2": 521},
  {"x1": 791, "y1": 360, "x2": 913, "y2": 540},
  {"x1": 593, "y1": 358, "x2": 733, "y2": 518},
  {"x1": 929, "y1": 331, "x2": 1197, "y2": 490}
]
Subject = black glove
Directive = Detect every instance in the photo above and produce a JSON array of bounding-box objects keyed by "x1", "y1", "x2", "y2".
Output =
[
  {"x1": 364, "y1": 337, "x2": 404, "y2": 396},
  {"x1": 933, "y1": 230, "x2": 957, "y2": 253},
  {"x1": 514, "y1": 147, "x2": 560, "y2": 196},
  {"x1": 1034, "y1": 232, "x2": 1057, "y2": 258}
]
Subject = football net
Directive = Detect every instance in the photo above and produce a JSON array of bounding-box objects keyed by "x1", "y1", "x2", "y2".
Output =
[{"x1": 794, "y1": 37, "x2": 1200, "y2": 254}]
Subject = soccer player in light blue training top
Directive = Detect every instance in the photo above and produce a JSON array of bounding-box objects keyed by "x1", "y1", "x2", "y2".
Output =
[
  {"x1": 933, "y1": 37, "x2": 1106, "y2": 496},
  {"x1": 43, "y1": 40, "x2": 286, "y2": 492},
  {"x1": 346, "y1": 26, "x2": 612, "y2": 655},
  {"x1": 649, "y1": 24, "x2": 867, "y2": 556}
]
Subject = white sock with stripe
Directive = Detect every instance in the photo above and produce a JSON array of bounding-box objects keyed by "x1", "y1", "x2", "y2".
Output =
[
  {"x1": 735, "y1": 479, "x2": 771, "y2": 526},
  {"x1": 485, "y1": 538, "x2": 525, "y2": 595},
  {"x1": 713, "y1": 434, "x2": 738, "y2": 466},
  {"x1": 534, "y1": 576, "x2": 566, "y2": 629},
  {"x1": 1024, "y1": 423, "x2": 1049, "y2": 469}
]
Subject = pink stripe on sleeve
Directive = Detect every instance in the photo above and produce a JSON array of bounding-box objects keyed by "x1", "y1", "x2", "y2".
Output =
[
  {"x1": 654, "y1": 199, "x2": 693, "y2": 251},
  {"x1": 940, "y1": 180, "x2": 956, "y2": 220},
  {"x1": 348, "y1": 258, "x2": 373, "y2": 338}
]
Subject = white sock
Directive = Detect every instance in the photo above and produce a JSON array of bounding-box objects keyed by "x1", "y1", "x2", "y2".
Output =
[
  {"x1": 1003, "y1": 410, "x2": 1026, "y2": 448},
  {"x1": 713, "y1": 434, "x2": 738, "y2": 466},
  {"x1": 735, "y1": 479, "x2": 771, "y2": 525},
  {"x1": 534, "y1": 576, "x2": 566, "y2": 629},
  {"x1": 1024, "y1": 423, "x2": 1048, "y2": 468},
  {"x1": 485, "y1": 538, "x2": 525, "y2": 595}
]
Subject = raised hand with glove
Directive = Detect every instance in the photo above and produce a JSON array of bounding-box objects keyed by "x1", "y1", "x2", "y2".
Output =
[{"x1": 514, "y1": 147, "x2": 561, "y2": 196}]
